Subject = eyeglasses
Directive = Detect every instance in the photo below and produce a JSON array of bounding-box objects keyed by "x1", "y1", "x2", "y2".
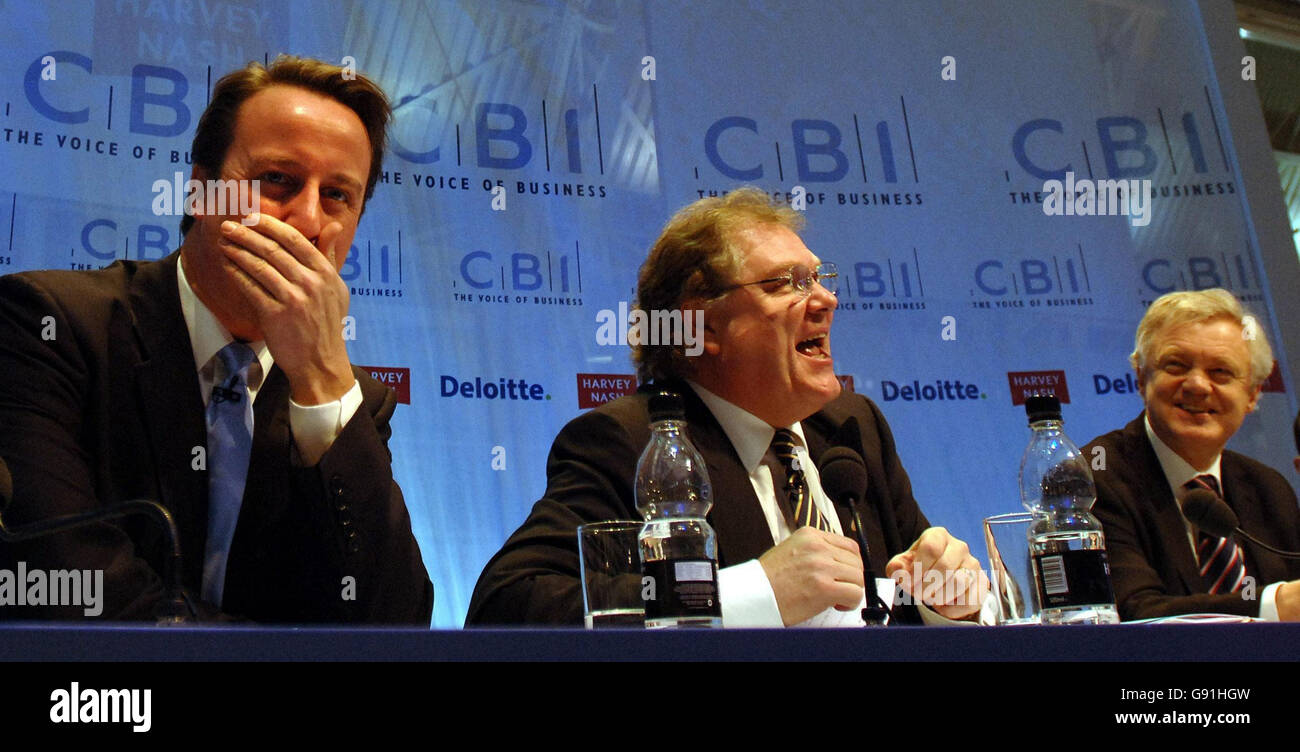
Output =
[{"x1": 721, "y1": 262, "x2": 838, "y2": 297}]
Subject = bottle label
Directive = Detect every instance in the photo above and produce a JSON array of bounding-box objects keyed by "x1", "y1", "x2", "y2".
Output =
[
  {"x1": 1032, "y1": 549, "x2": 1115, "y2": 608},
  {"x1": 641, "y1": 558, "x2": 721, "y2": 619}
]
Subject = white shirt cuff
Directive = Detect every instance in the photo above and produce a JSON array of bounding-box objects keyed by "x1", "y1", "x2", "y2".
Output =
[
  {"x1": 1258, "y1": 581, "x2": 1282, "y2": 622},
  {"x1": 718, "y1": 559, "x2": 784, "y2": 627},
  {"x1": 288, "y1": 379, "x2": 363, "y2": 466}
]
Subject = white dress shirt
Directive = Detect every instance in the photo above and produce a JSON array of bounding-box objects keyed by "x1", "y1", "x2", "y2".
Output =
[
  {"x1": 177, "y1": 255, "x2": 362, "y2": 466},
  {"x1": 1143, "y1": 415, "x2": 1281, "y2": 619},
  {"x1": 688, "y1": 382, "x2": 966, "y2": 627}
]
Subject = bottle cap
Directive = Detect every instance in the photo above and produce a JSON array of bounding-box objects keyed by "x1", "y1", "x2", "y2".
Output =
[
  {"x1": 647, "y1": 389, "x2": 686, "y2": 422},
  {"x1": 1025, "y1": 394, "x2": 1062, "y2": 423}
]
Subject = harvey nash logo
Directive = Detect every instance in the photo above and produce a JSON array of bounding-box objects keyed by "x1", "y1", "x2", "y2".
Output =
[
  {"x1": 1007, "y1": 370, "x2": 1071, "y2": 405},
  {"x1": 576, "y1": 373, "x2": 637, "y2": 408},
  {"x1": 359, "y1": 366, "x2": 411, "y2": 404}
]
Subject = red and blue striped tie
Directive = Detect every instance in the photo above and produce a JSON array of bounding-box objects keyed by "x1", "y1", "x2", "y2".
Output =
[{"x1": 1185, "y1": 475, "x2": 1247, "y2": 594}]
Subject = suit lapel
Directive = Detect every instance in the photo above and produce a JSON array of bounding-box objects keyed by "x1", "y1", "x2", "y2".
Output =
[
  {"x1": 1220, "y1": 454, "x2": 1283, "y2": 584},
  {"x1": 126, "y1": 252, "x2": 209, "y2": 588},
  {"x1": 1130, "y1": 417, "x2": 1208, "y2": 594},
  {"x1": 680, "y1": 387, "x2": 773, "y2": 567},
  {"x1": 224, "y1": 363, "x2": 294, "y2": 590},
  {"x1": 241, "y1": 364, "x2": 293, "y2": 515},
  {"x1": 803, "y1": 415, "x2": 831, "y2": 472},
  {"x1": 804, "y1": 407, "x2": 896, "y2": 561}
]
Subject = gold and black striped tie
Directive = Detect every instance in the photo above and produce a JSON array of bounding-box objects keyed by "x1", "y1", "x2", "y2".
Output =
[{"x1": 771, "y1": 428, "x2": 832, "y2": 532}]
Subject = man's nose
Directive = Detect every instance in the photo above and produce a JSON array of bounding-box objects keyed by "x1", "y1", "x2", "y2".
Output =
[
  {"x1": 280, "y1": 182, "x2": 324, "y2": 244},
  {"x1": 1182, "y1": 368, "x2": 1213, "y2": 394},
  {"x1": 808, "y1": 278, "x2": 838, "y2": 313}
]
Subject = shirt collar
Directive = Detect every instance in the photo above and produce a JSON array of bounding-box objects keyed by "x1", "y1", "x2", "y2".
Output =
[
  {"x1": 1144, "y1": 412, "x2": 1222, "y2": 499},
  {"x1": 177, "y1": 253, "x2": 272, "y2": 385},
  {"x1": 687, "y1": 380, "x2": 809, "y2": 473}
]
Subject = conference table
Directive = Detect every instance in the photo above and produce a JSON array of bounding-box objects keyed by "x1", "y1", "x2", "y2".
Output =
[
  {"x1": 3, "y1": 622, "x2": 1289, "y2": 735},
  {"x1": 2, "y1": 621, "x2": 1295, "y2": 661}
]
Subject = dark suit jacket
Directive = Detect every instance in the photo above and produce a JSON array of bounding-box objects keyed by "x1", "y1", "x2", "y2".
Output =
[
  {"x1": 464, "y1": 384, "x2": 930, "y2": 625},
  {"x1": 1085, "y1": 414, "x2": 1300, "y2": 620},
  {"x1": 0, "y1": 253, "x2": 432, "y2": 623}
]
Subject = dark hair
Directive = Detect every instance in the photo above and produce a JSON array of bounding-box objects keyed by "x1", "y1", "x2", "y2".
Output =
[
  {"x1": 634, "y1": 187, "x2": 804, "y2": 382},
  {"x1": 180, "y1": 55, "x2": 391, "y2": 235}
]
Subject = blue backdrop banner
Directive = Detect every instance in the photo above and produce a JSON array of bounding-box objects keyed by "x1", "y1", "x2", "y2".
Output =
[{"x1": 1, "y1": 0, "x2": 1295, "y2": 626}]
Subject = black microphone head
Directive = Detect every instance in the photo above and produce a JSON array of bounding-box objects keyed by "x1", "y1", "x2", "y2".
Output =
[
  {"x1": 1183, "y1": 488, "x2": 1239, "y2": 539},
  {"x1": 0, "y1": 455, "x2": 11, "y2": 510},
  {"x1": 818, "y1": 447, "x2": 868, "y2": 504}
]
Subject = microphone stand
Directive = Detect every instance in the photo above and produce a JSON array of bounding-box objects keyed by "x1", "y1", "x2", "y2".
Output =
[{"x1": 0, "y1": 499, "x2": 195, "y2": 623}]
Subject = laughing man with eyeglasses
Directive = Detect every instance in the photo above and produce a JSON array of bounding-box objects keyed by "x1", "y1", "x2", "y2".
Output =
[{"x1": 467, "y1": 187, "x2": 988, "y2": 628}]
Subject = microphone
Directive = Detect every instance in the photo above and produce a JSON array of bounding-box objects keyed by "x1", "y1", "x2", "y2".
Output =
[
  {"x1": 818, "y1": 446, "x2": 891, "y2": 625},
  {"x1": 1183, "y1": 488, "x2": 1300, "y2": 560},
  {"x1": 0, "y1": 455, "x2": 195, "y2": 622},
  {"x1": 1181, "y1": 489, "x2": 1238, "y2": 539},
  {"x1": 210, "y1": 384, "x2": 242, "y2": 404}
]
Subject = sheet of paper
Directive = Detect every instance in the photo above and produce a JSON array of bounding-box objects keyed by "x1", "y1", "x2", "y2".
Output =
[{"x1": 796, "y1": 577, "x2": 897, "y2": 628}]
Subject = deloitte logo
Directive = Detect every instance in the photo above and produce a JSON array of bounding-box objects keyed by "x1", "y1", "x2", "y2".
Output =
[
  {"x1": 440, "y1": 375, "x2": 550, "y2": 401},
  {"x1": 880, "y1": 378, "x2": 985, "y2": 402}
]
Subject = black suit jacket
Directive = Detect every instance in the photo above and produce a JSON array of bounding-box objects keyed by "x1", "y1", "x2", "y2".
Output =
[
  {"x1": 1085, "y1": 414, "x2": 1300, "y2": 620},
  {"x1": 0, "y1": 253, "x2": 432, "y2": 623},
  {"x1": 464, "y1": 384, "x2": 929, "y2": 625}
]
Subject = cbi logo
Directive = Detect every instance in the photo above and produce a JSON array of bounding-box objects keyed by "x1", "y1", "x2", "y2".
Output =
[
  {"x1": 970, "y1": 245, "x2": 1094, "y2": 305},
  {"x1": 390, "y1": 101, "x2": 601, "y2": 175},
  {"x1": 700, "y1": 103, "x2": 920, "y2": 184},
  {"x1": 841, "y1": 249, "x2": 926, "y2": 302},
  {"x1": 455, "y1": 246, "x2": 583, "y2": 293},
  {"x1": 1010, "y1": 107, "x2": 1228, "y2": 181},
  {"x1": 1139, "y1": 253, "x2": 1260, "y2": 298},
  {"x1": 20, "y1": 52, "x2": 604, "y2": 178},
  {"x1": 70, "y1": 218, "x2": 404, "y2": 296},
  {"x1": 22, "y1": 52, "x2": 195, "y2": 137}
]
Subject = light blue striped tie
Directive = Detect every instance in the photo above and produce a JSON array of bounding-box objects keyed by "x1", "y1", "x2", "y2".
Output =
[{"x1": 202, "y1": 342, "x2": 256, "y2": 607}]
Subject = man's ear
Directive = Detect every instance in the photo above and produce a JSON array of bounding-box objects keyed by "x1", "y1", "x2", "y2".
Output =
[
  {"x1": 683, "y1": 297, "x2": 720, "y2": 357},
  {"x1": 188, "y1": 165, "x2": 210, "y2": 220}
]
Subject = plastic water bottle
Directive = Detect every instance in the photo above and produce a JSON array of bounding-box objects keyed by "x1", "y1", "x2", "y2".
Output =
[
  {"x1": 1018, "y1": 394, "x2": 1119, "y2": 625},
  {"x1": 635, "y1": 389, "x2": 722, "y2": 628}
]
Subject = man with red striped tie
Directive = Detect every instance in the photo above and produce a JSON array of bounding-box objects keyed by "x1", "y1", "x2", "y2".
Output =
[{"x1": 1085, "y1": 288, "x2": 1300, "y2": 620}]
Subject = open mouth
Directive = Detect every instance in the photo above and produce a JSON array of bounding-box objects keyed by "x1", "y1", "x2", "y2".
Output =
[
  {"x1": 1177, "y1": 403, "x2": 1214, "y2": 416},
  {"x1": 795, "y1": 333, "x2": 830, "y2": 359}
]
